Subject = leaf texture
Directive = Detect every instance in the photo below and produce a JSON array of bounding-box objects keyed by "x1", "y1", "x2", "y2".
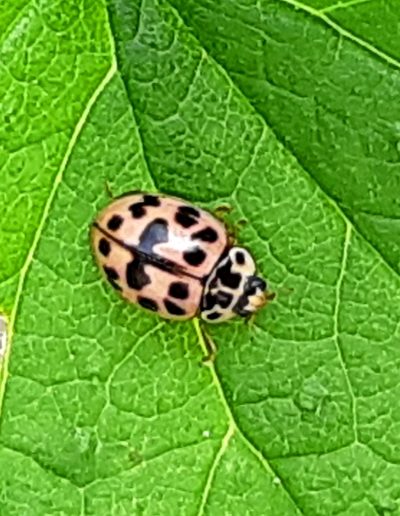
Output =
[{"x1": 0, "y1": 0, "x2": 399, "y2": 514}]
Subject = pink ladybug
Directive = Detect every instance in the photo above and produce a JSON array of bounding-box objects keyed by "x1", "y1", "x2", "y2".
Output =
[{"x1": 91, "y1": 193, "x2": 268, "y2": 322}]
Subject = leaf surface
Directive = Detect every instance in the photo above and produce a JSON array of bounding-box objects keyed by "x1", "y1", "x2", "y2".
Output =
[
  {"x1": 1, "y1": 0, "x2": 400, "y2": 515},
  {"x1": 170, "y1": 0, "x2": 400, "y2": 273}
]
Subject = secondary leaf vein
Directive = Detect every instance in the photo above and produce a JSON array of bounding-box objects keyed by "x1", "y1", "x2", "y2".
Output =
[
  {"x1": 320, "y1": 0, "x2": 374, "y2": 14},
  {"x1": 0, "y1": 63, "x2": 117, "y2": 416},
  {"x1": 197, "y1": 424, "x2": 235, "y2": 516},
  {"x1": 166, "y1": 0, "x2": 400, "y2": 279},
  {"x1": 279, "y1": 0, "x2": 400, "y2": 70},
  {"x1": 192, "y1": 319, "x2": 305, "y2": 515},
  {"x1": 333, "y1": 222, "x2": 359, "y2": 442}
]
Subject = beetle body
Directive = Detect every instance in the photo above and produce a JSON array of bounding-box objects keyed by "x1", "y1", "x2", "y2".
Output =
[{"x1": 91, "y1": 193, "x2": 267, "y2": 323}]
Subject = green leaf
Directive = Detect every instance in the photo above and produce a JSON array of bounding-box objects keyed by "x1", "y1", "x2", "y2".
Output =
[
  {"x1": 170, "y1": 0, "x2": 400, "y2": 274},
  {"x1": 0, "y1": 0, "x2": 111, "y2": 312},
  {"x1": 1, "y1": 0, "x2": 400, "y2": 514}
]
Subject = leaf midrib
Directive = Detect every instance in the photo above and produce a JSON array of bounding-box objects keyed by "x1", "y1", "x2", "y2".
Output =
[
  {"x1": 111, "y1": 18, "x2": 304, "y2": 507},
  {"x1": 281, "y1": 0, "x2": 400, "y2": 70},
  {"x1": 192, "y1": 319, "x2": 305, "y2": 515}
]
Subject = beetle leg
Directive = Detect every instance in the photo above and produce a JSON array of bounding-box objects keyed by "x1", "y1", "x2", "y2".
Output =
[
  {"x1": 213, "y1": 203, "x2": 232, "y2": 218},
  {"x1": 199, "y1": 323, "x2": 217, "y2": 365},
  {"x1": 244, "y1": 312, "x2": 256, "y2": 326},
  {"x1": 213, "y1": 204, "x2": 248, "y2": 243},
  {"x1": 226, "y1": 218, "x2": 248, "y2": 244},
  {"x1": 104, "y1": 180, "x2": 114, "y2": 199}
]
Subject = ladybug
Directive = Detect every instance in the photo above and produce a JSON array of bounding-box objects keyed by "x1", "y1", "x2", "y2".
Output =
[{"x1": 91, "y1": 192, "x2": 268, "y2": 323}]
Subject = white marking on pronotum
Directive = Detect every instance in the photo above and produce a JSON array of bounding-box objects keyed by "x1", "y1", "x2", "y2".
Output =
[{"x1": 0, "y1": 316, "x2": 8, "y2": 358}]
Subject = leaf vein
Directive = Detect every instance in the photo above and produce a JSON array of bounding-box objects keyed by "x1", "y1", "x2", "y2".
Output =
[
  {"x1": 166, "y1": 0, "x2": 400, "y2": 279},
  {"x1": 0, "y1": 0, "x2": 35, "y2": 49},
  {"x1": 0, "y1": 63, "x2": 117, "y2": 416},
  {"x1": 106, "y1": 7, "x2": 158, "y2": 192},
  {"x1": 196, "y1": 424, "x2": 235, "y2": 516},
  {"x1": 333, "y1": 223, "x2": 359, "y2": 442},
  {"x1": 320, "y1": 0, "x2": 375, "y2": 14},
  {"x1": 0, "y1": 444, "x2": 83, "y2": 491},
  {"x1": 193, "y1": 319, "x2": 306, "y2": 515},
  {"x1": 279, "y1": 0, "x2": 400, "y2": 70}
]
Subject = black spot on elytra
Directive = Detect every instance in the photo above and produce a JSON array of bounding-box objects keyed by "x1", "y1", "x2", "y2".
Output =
[
  {"x1": 138, "y1": 296, "x2": 158, "y2": 312},
  {"x1": 139, "y1": 218, "x2": 169, "y2": 253},
  {"x1": 175, "y1": 205, "x2": 200, "y2": 228},
  {"x1": 175, "y1": 213, "x2": 197, "y2": 228},
  {"x1": 103, "y1": 265, "x2": 122, "y2": 291},
  {"x1": 164, "y1": 299, "x2": 186, "y2": 316},
  {"x1": 168, "y1": 281, "x2": 189, "y2": 300},
  {"x1": 107, "y1": 214, "x2": 123, "y2": 231},
  {"x1": 236, "y1": 251, "x2": 245, "y2": 265},
  {"x1": 192, "y1": 227, "x2": 218, "y2": 243},
  {"x1": 183, "y1": 247, "x2": 206, "y2": 266},
  {"x1": 99, "y1": 238, "x2": 110, "y2": 257},
  {"x1": 124, "y1": 219, "x2": 170, "y2": 290},
  {"x1": 143, "y1": 195, "x2": 160, "y2": 206},
  {"x1": 180, "y1": 206, "x2": 200, "y2": 218},
  {"x1": 129, "y1": 195, "x2": 160, "y2": 219},
  {"x1": 217, "y1": 259, "x2": 241, "y2": 289},
  {"x1": 206, "y1": 311, "x2": 222, "y2": 320},
  {"x1": 103, "y1": 265, "x2": 118, "y2": 280},
  {"x1": 125, "y1": 257, "x2": 151, "y2": 290},
  {"x1": 129, "y1": 202, "x2": 146, "y2": 218}
]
